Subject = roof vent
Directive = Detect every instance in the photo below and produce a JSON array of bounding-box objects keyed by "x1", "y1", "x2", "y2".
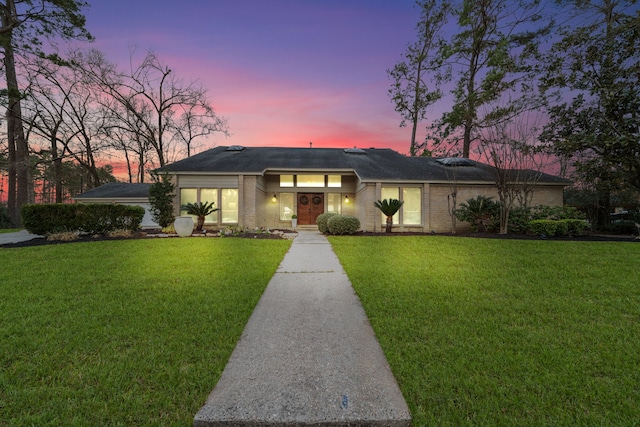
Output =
[
  {"x1": 344, "y1": 148, "x2": 366, "y2": 154},
  {"x1": 435, "y1": 157, "x2": 475, "y2": 167},
  {"x1": 225, "y1": 145, "x2": 245, "y2": 152}
]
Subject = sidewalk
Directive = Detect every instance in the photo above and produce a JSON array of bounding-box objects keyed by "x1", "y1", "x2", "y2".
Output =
[
  {"x1": 0, "y1": 230, "x2": 42, "y2": 245},
  {"x1": 194, "y1": 230, "x2": 411, "y2": 426}
]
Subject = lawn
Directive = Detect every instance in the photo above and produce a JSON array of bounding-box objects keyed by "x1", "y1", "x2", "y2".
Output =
[
  {"x1": 329, "y1": 236, "x2": 640, "y2": 426},
  {"x1": 0, "y1": 238, "x2": 291, "y2": 426}
]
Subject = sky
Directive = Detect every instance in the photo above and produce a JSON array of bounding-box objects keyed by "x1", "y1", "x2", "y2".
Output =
[{"x1": 79, "y1": 0, "x2": 421, "y2": 155}]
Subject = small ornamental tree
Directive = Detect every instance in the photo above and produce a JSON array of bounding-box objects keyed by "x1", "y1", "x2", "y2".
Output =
[
  {"x1": 374, "y1": 199, "x2": 404, "y2": 233},
  {"x1": 182, "y1": 201, "x2": 218, "y2": 231},
  {"x1": 149, "y1": 174, "x2": 175, "y2": 228}
]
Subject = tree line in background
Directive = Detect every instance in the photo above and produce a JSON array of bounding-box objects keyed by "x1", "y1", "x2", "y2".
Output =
[
  {"x1": 389, "y1": 0, "x2": 640, "y2": 229},
  {"x1": 0, "y1": 0, "x2": 228, "y2": 226}
]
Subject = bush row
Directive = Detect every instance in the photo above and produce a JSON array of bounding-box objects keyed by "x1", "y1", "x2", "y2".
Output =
[
  {"x1": 21, "y1": 203, "x2": 145, "y2": 235},
  {"x1": 528, "y1": 219, "x2": 589, "y2": 237},
  {"x1": 316, "y1": 212, "x2": 360, "y2": 235}
]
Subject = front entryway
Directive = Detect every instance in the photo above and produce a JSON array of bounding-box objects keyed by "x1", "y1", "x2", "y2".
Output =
[{"x1": 297, "y1": 193, "x2": 324, "y2": 225}]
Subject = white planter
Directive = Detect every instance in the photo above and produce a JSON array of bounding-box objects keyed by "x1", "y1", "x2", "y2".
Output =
[
  {"x1": 174, "y1": 216, "x2": 194, "y2": 237},
  {"x1": 291, "y1": 218, "x2": 298, "y2": 228}
]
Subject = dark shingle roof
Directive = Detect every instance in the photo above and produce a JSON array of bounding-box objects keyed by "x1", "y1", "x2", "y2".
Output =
[
  {"x1": 156, "y1": 146, "x2": 571, "y2": 184},
  {"x1": 74, "y1": 182, "x2": 152, "y2": 199}
]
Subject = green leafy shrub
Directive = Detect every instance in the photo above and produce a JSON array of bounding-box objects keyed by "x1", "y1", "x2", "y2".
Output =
[
  {"x1": 316, "y1": 212, "x2": 338, "y2": 234},
  {"x1": 562, "y1": 219, "x2": 589, "y2": 236},
  {"x1": 21, "y1": 204, "x2": 144, "y2": 235},
  {"x1": 529, "y1": 219, "x2": 558, "y2": 237},
  {"x1": 327, "y1": 214, "x2": 360, "y2": 235},
  {"x1": 149, "y1": 174, "x2": 175, "y2": 228},
  {"x1": 455, "y1": 196, "x2": 500, "y2": 232}
]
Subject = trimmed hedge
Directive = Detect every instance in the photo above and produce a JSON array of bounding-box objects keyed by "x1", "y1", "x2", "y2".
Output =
[
  {"x1": 316, "y1": 212, "x2": 338, "y2": 234},
  {"x1": 327, "y1": 214, "x2": 360, "y2": 235},
  {"x1": 21, "y1": 203, "x2": 145, "y2": 235}
]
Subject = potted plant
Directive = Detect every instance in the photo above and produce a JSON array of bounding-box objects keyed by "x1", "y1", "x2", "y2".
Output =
[
  {"x1": 181, "y1": 201, "x2": 219, "y2": 232},
  {"x1": 291, "y1": 214, "x2": 298, "y2": 228}
]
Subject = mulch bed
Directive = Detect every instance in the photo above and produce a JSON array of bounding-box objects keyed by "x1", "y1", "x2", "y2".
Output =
[{"x1": 2, "y1": 229, "x2": 637, "y2": 249}]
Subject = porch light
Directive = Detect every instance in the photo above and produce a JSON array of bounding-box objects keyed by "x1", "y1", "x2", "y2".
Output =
[
  {"x1": 345, "y1": 195, "x2": 350, "y2": 203},
  {"x1": 272, "y1": 194, "x2": 277, "y2": 202}
]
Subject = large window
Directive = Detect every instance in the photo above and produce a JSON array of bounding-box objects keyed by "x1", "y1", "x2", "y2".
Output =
[
  {"x1": 279, "y1": 193, "x2": 294, "y2": 220},
  {"x1": 380, "y1": 186, "x2": 421, "y2": 225},
  {"x1": 200, "y1": 188, "x2": 218, "y2": 223},
  {"x1": 327, "y1": 193, "x2": 342, "y2": 214},
  {"x1": 403, "y1": 188, "x2": 421, "y2": 225},
  {"x1": 221, "y1": 189, "x2": 238, "y2": 223},
  {"x1": 180, "y1": 187, "x2": 236, "y2": 224},
  {"x1": 280, "y1": 175, "x2": 294, "y2": 187},
  {"x1": 327, "y1": 175, "x2": 342, "y2": 188},
  {"x1": 296, "y1": 175, "x2": 325, "y2": 187}
]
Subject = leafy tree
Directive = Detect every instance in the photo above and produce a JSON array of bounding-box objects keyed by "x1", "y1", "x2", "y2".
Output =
[
  {"x1": 181, "y1": 201, "x2": 218, "y2": 231},
  {"x1": 0, "y1": 0, "x2": 92, "y2": 225},
  {"x1": 430, "y1": 0, "x2": 551, "y2": 158},
  {"x1": 539, "y1": 0, "x2": 640, "y2": 227},
  {"x1": 374, "y1": 198, "x2": 404, "y2": 233},
  {"x1": 388, "y1": 0, "x2": 449, "y2": 156},
  {"x1": 149, "y1": 174, "x2": 175, "y2": 228}
]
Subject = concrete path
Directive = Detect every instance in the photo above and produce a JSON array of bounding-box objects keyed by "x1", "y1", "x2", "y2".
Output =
[
  {"x1": 194, "y1": 231, "x2": 411, "y2": 426},
  {"x1": 0, "y1": 230, "x2": 43, "y2": 245}
]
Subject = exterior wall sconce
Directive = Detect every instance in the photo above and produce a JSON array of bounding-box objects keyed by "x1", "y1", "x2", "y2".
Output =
[
  {"x1": 272, "y1": 194, "x2": 277, "y2": 202},
  {"x1": 345, "y1": 195, "x2": 350, "y2": 203}
]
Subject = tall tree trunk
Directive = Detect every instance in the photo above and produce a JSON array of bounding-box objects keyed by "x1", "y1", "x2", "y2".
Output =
[{"x1": 2, "y1": 29, "x2": 29, "y2": 225}]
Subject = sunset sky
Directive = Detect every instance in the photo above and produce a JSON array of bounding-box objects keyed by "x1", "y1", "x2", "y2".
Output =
[{"x1": 80, "y1": 0, "x2": 422, "y2": 155}]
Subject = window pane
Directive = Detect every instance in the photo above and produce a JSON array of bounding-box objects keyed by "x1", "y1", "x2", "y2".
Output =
[
  {"x1": 200, "y1": 188, "x2": 218, "y2": 223},
  {"x1": 327, "y1": 193, "x2": 342, "y2": 214},
  {"x1": 279, "y1": 193, "x2": 294, "y2": 220},
  {"x1": 381, "y1": 187, "x2": 400, "y2": 225},
  {"x1": 280, "y1": 175, "x2": 294, "y2": 187},
  {"x1": 296, "y1": 174, "x2": 324, "y2": 187},
  {"x1": 327, "y1": 175, "x2": 341, "y2": 188},
  {"x1": 180, "y1": 188, "x2": 197, "y2": 217},
  {"x1": 403, "y1": 187, "x2": 421, "y2": 225},
  {"x1": 221, "y1": 189, "x2": 238, "y2": 223}
]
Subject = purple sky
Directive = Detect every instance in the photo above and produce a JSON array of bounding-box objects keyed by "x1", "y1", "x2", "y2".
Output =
[{"x1": 80, "y1": 0, "x2": 421, "y2": 154}]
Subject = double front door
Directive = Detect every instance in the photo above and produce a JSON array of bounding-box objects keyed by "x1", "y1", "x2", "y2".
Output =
[{"x1": 297, "y1": 193, "x2": 324, "y2": 225}]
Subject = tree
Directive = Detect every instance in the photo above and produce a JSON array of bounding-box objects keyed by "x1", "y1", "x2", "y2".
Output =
[
  {"x1": 149, "y1": 173, "x2": 175, "y2": 228},
  {"x1": 0, "y1": 0, "x2": 92, "y2": 225},
  {"x1": 540, "y1": 0, "x2": 640, "y2": 227},
  {"x1": 374, "y1": 199, "x2": 404, "y2": 233},
  {"x1": 430, "y1": 0, "x2": 551, "y2": 158},
  {"x1": 388, "y1": 0, "x2": 449, "y2": 156}
]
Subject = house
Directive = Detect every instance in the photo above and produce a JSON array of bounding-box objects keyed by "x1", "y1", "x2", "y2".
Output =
[
  {"x1": 156, "y1": 145, "x2": 571, "y2": 232},
  {"x1": 73, "y1": 182, "x2": 159, "y2": 228}
]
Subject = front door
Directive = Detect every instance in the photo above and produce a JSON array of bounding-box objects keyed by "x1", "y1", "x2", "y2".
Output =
[{"x1": 297, "y1": 193, "x2": 324, "y2": 225}]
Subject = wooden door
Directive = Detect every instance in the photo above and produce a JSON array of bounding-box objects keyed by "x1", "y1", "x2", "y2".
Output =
[{"x1": 297, "y1": 193, "x2": 324, "y2": 225}]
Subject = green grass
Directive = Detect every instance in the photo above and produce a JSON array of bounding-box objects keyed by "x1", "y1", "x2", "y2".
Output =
[
  {"x1": 0, "y1": 238, "x2": 290, "y2": 426},
  {"x1": 329, "y1": 236, "x2": 640, "y2": 426}
]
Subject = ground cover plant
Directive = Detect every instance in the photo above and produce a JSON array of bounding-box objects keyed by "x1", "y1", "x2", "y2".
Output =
[
  {"x1": 0, "y1": 238, "x2": 290, "y2": 426},
  {"x1": 329, "y1": 236, "x2": 640, "y2": 426}
]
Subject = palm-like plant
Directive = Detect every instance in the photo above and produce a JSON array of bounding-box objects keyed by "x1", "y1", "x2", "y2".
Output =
[
  {"x1": 181, "y1": 201, "x2": 219, "y2": 231},
  {"x1": 374, "y1": 198, "x2": 404, "y2": 233}
]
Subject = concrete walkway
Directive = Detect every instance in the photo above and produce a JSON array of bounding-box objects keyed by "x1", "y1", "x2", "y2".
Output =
[
  {"x1": 0, "y1": 230, "x2": 42, "y2": 245},
  {"x1": 194, "y1": 231, "x2": 411, "y2": 426}
]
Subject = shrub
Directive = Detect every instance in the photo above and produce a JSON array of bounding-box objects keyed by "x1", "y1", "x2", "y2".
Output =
[
  {"x1": 455, "y1": 196, "x2": 500, "y2": 232},
  {"x1": 327, "y1": 214, "x2": 360, "y2": 235},
  {"x1": 47, "y1": 231, "x2": 79, "y2": 242},
  {"x1": 529, "y1": 219, "x2": 558, "y2": 237},
  {"x1": 149, "y1": 174, "x2": 175, "y2": 228},
  {"x1": 21, "y1": 204, "x2": 144, "y2": 235},
  {"x1": 562, "y1": 219, "x2": 589, "y2": 236},
  {"x1": 508, "y1": 206, "x2": 533, "y2": 234},
  {"x1": 316, "y1": 212, "x2": 338, "y2": 234}
]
